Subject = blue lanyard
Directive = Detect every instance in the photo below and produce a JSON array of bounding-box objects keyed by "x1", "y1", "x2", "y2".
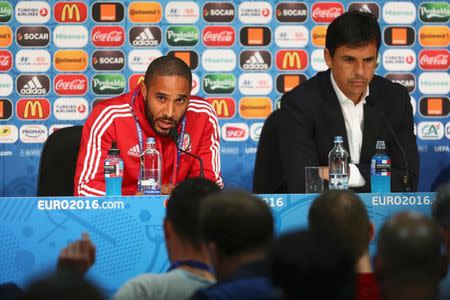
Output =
[{"x1": 168, "y1": 260, "x2": 212, "y2": 273}]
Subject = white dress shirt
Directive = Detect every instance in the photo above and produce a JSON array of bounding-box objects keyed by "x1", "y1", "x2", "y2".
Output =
[{"x1": 330, "y1": 72, "x2": 367, "y2": 187}]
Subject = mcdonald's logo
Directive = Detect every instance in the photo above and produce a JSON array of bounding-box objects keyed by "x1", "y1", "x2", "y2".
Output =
[
  {"x1": 276, "y1": 50, "x2": 308, "y2": 70},
  {"x1": 129, "y1": 74, "x2": 145, "y2": 92},
  {"x1": 54, "y1": 2, "x2": 88, "y2": 23},
  {"x1": 206, "y1": 97, "x2": 235, "y2": 119},
  {"x1": 16, "y1": 98, "x2": 50, "y2": 120}
]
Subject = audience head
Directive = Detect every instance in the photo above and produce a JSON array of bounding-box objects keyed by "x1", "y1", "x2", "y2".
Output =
[
  {"x1": 308, "y1": 190, "x2": 373, "y2": 260},
  {"x1": 433, "y1": 182, "x2": 450, "y2": 260},
  {"x1": 270, "y1": 230, "x2": 356, "y2": 300}
]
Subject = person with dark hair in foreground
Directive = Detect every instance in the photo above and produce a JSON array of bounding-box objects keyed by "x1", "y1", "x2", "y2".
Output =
[
  {"x1": 432, "y1": 183, "x2": 450, "y2": 300},
  {"x1": 190, "y1": 190, "x2": 277, "y2": 300},
  {"x1": 280, "y1": 10, "x2": 418, "y2": 193},
  {"x1": 308, "y1": 190, "x2": 380, "y2": 300},
  {"x1": 375, "y1": 211, "x2": 447, "y2": 300},
  {"x1": 74, "y1": 56, "x2": 222, "y2": 196},
  {"x1": 269, "y1": 230, "x2": 356, "y2": 300}
]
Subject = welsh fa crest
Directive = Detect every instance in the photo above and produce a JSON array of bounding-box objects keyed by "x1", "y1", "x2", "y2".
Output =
[{"x1": 181, "y1": 133, "x2": 191, "y2": 152}]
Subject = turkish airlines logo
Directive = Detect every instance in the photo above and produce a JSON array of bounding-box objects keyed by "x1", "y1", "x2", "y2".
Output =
[
  {"x1": 419, "y1": 49, "x2": 450, "y2": 71},
  {"x1": 20, "y1": 124, "x2": 48, "y2": 143},
  {"x1": 0, "y1": 50, "x2": 12, "y2": 71},
  {"x1": 222, "y1": 123, "x2": 249, "y2": 141},
  {"x1": 203, "y1": 2, "x2": 235, "y2": 22},
  {"x1": 311, "y1": 2, "x2": 344, "y2": 23},
  {"x1": 240, "y1": 26, "x2": 271, "y2": 46},
  {"x1": 0, "y1": 99, "x2": 13, "y2": 120},
  {"x1": 276, "y1": 74, "x2": 307, "y2": 93},
  {"x1": 92, "y1": 26, "x2": 125, "y2": 47},
  {"x1": 15, "y1": 1, "x2": 50, "y2": 24},
  {"x1": 129, "y1": 26, "x2": 162, "y2": 47},
  {"x1": 385, "y1": 73, "x2": 416, "y2": 93},
  {"x1": 16, "y1": 26, "x2": 50, "y2": 47},
  {"x1": 383, "y1": 49, "x2": 416, "y2": 71},
  {"x1": 92, "y1": 2, "x2": 125, "y2": 23},
  {"x1": 203, "y1": 26, "x2": 235, "y2": 47},
  {"x1": 54, "y1": 2, "x2": 88, "y2": 23},
  {"x1": 54, "y1": 74, "x2": 88, "y2": 96},
  {"x1": 54, "y1": 50, "x2": 88, "y2": 72},
  {"x1": 54, "y1": 97, "x2": 89, "y2": 120},
  {"x1": 238, "y1": 2, "x2": 272, "y2": 24},
  {"x1": 16, "y1": 98, "x2": 50, "y2": 120},
  {"x1": 419, "y1": 97, "x2": 450, "y2": 117},
  {"x1": 16, "y1": 74, "x2": 50, "y2": 96},
  {"x1": 383, "y1": 26, "x2": 415, "y2": 46},
  {"x1": 128, "y1": 2, "x2": 162, "y2": 23},
  {"x1": 276, "y1": 50, "x2": 308, "y2": 70},
  {"x1": 92, "y1": 50, "x2": 125, "y2": 71},
  {"x1": 206, "y1": 98, "x2": 236, "y2": 119},
  {"x1": 275, "y1": 2, "x2": 307, "y2": 23},
  {"x1": 240, "y1": 50, "x2": 271, "y2": 71}
]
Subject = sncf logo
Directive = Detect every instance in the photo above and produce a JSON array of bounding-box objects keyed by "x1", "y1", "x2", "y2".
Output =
[
  {"x1": 16, "y1": 98, "x2": 50, "y2": 120},
  {"x1": 54, "y1": 2, "x2": 88, "y2": 23}
]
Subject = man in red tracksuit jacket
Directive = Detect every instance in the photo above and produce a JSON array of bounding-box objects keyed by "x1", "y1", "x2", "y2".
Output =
[{"x1": 74, "y1": 56, "x2": 222, "y2": 196}]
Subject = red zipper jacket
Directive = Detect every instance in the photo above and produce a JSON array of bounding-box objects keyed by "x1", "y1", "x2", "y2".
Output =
[{"x1": 74, "y1": 85, "x2": 222, "y2": 196}]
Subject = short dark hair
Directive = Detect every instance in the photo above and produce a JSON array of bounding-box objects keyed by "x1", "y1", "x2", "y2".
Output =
[
  {"x1": 199, "y1": 190, "x2": 274, "y2": 257},
  {"x1": 326, "y1": 10, "x2": 381, "y2": 57},
  {"x1": 144, "y1": 56, "x2": 192, "y2": 88},
  {"x1": 377, "y1": 211, "x2": 442, "y2": 283},
  {"x1": 308, "y1": 190, "x2": 371, "y2": 260},
  {"x1": 270, "y1": 230, "x2": 356, "y2": 300},
  {"x1": 166, "y1": 178, "x2": 220, "y2": 249},
  {"x1": 433, "y1": 182, "x2": 450, "y2": 228}
]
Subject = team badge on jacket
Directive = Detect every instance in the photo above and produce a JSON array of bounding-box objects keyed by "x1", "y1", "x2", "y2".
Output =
[{"x1": 181, "y1": 133, "x2": 191, "y2": 152}]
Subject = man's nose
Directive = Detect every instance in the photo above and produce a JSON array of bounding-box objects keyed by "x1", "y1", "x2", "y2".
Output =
[{"x1": 164, "y1": 102, "x2": 175, "y2": 119}]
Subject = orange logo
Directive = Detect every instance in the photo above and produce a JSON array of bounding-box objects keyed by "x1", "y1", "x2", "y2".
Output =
[
  {"x1": 239, "y1": 97, "x2": 272, "y2": 119},
  {"x1": 0, "y1": 26, "x2": 12, "y2": 47},
  {"x1": 311, "y1": 25, "x2": 327, "y2": 47},
  {"x1": 427, "y1": 98, "x2": 443, "y2": 115},
  {"x1": 284, "y1": 75, "x2": 300, "y2": 92},
  {"x1": 392, "y1": 28, "x2": 407, "y2": 45},
  {"x1": 54, "y1": 50, "x2": 88, "y2": 72},
  {"x1": 419, "y1": 26, "x2": 450, "y2": 47},
  {"x1": 247, "y1": 28, "x2": 264, "y2": 45},
  {"x1": 128, "y1": 2, "x2": 162, "y2": 23}
]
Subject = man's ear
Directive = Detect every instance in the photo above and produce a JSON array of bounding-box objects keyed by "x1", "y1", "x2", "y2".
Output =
[
  {"x1": 163, "y1": 218, "x2": 171, "y2": 242},
  {"x1": 140, "y1": 81, "x2": 147, "y2": 99},
  {"x1": 369, "y1": 222, "x2": 375, "y2": 241},
  {"x1": 324, "y1": 48, "x2": 332, "y2": 68}
]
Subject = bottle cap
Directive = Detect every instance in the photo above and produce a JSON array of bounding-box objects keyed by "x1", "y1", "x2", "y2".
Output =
[
  {"x1": 376, "y1": 140, "x2": 386, "y2": 150},
  {"x1": 334, "y1": 136, "x2": 343, "y2": 142},
  {"x1": 146, "y1": 137, "x2": 156, "y2": 144},
  {"x1": 108, "y1": 141, "x2": 120, "y2": 155}
]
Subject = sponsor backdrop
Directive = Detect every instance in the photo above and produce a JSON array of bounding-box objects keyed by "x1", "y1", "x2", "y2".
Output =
[{"x1": 0, "y1": 0, "x2": 449, "y2": 196}]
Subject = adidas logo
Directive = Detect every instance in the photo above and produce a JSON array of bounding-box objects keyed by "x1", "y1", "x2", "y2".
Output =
[
  {"x1": 19, "y1": 76, "x2": 48, "y2": 95},
  {"x1": 242, "y1": 52, "x2": 270, "y2": 70},
  {"x1": 127, "y1": 144, "x2": 141, "y2": 157},
  {"x1": 132, "y1": 28, "x2": 159, "y2": 47}
]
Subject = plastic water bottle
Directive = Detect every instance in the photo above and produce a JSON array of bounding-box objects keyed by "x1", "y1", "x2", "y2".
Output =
[
  {"x1": 141, "y1": 137, "x2": 162, "y2": 195},
  {"x1": 370, "y1": 141, "x2": 391, "y2": 192},
  {"x1": 328, "y1": 136, "x2": 349, "y2": 190},
  {"x1": 104, "y1": 141, "x2": 123, "y2": 196}
]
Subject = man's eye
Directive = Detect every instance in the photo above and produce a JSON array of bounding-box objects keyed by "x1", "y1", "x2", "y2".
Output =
[
  {"x1": 344, "y1": 57, "x2": 354, "y2": 62},
  {"x1": 157, "y1": 96, "x2": 165, "y2": 101},
  {"x1": 176, "y1": 98, "x2": 186, "y2": 103}
]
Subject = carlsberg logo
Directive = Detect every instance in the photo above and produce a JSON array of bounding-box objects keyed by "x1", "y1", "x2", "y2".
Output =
[
  {"x1": 203, "y1": 74, "x2": 235, "y2": 93},
  {"x1": 0, "y1": 2, "x2": 12, "y2": 21},
  {"x1": 420, "y1": 3, "x2": 450, "y2": 22},
  {"x1": 166, "y1": 26, "x2": 198, "y2": 46},
  {"x1": 92, "y1": 75, "x2": 125, "y2": 94}
]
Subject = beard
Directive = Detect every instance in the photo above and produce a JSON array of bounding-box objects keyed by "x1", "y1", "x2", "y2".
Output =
[{"x1": 144, "y1": 101, "x2": 177, "y2": 137}]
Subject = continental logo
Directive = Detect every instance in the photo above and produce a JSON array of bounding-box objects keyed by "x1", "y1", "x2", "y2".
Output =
[
  {"x1": 16, "y1": 26, "x2": 50, "y2": 47},
  {"x1": 275, "y1": 2, "x2": 307, "y2": 23},
  {"x1": 128, "y1": 2, "x2": 162, "y2": 23},
  {"x1": 239, "y1": 97, "x2": 272, "y2": 119},
  {"x1": 276, "y1": 74, "x2": 307, "y2": 93},
  {"x1": 239, "y1": 26, "x2": 271, "y2": 46},
  {"x1": 0, "y1": 99, "x2": 13, "y2": 120},
  {"x1": 54, "y1": 50, "x2": 88, "y2": 72},
  {"x1": 419, "y1": 97, "x2": 449, "y2": 117},
  {"x1": 0, "y1": 2, "x2": 13, "y2": 22},
  {"x1": 203, "y1": 2, "x2": 235, "y2": 23},
  {"x1": 206, "y1": 97, "x2": 236, "y2": 118},
  {"x1": 167, "y1": 50, "x2": 198, "y2": 70},
  {"x1": 276, "y1": 50, "x2": 308, "y2": 70},
  {"x1": 16, "y1": 98, "x2": 50, "y2": 120},
  {"x1": 311, "y1": 26, "x2": 327, "y2": 47},
  {"x1": 0, "y1": 25, "x2": 12, "y2": 47},
  {"x1": 129, "y1": 74, "x2": 145, "y2": 91},
  {"x1": 92, "y1": 2, "x2": 125, "y2": 23},
  {"x1": 54, "y1": 2, "x2": 88, "y2": 23},
  {"x1": 383, "y1": 26, "x2": 415, "y2": 46},
  {"x1": 419, "y1": 26, "x2": 450, "y2": 47}
]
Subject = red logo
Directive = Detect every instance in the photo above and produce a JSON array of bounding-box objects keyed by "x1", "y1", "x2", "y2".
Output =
[
  {"x1": 206, "y1": 97, "x2": 236, "y2": 119},
  {"x1": 0, "y1": 50, "x2": 12, "y2": 71},
  {"x1": 276, "y1": 50, "x2": 308, "y2": 70},
  {"x1": 54, "y1": 2, "x2": 88, "y2": 23},
  {"x1": 54, "y1": 74, "x2": 88, "y2": 96},
  {"x1": 311, "y1": 2, "x2": 343, "y2": 23},
  {"x1": 203, "y1": 26, "x2": 235, "y2": 47},
  {"x1": 91, "y1": 26, "x2": 125, "y2": 47},
  {"x1": 129, "y1": 74, "x2": 145, "y2": 92},
  {"x1": 419, "y1": 49, "x2": 449, "y2": 71},
  {"x1": 16, "y1": 98, "x2": 51, "y2": 120}
]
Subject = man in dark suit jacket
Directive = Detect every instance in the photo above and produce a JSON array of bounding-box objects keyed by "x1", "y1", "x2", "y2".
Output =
[{"x1": 279, "y1": 11, "x2": 419, "y2": 193}]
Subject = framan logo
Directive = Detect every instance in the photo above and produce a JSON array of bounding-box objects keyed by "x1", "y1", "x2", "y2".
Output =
[
  {"x1": 207, "y1": 97, "x2": 236, "y2": 119},
  {"x1": 92, "y1": 2, "x2": 125, "y2": 23},
  {"x1": 311, "y1": 25, "x2": 327, "y2": 47},
  {"x1": 276, "y1": 50, "x2": 308, "y2": 70},
  {"x1": 276, "y1": 74, "x2": 307, "y2": 93},
  {"x1": 419, "y1": 26, "x2": 450, "y2": 47},
  {"x1": 16, "y1": 98, "x2": 50, "y2": 120},
  {"x1": 92, "y1": 26, "x2": 125, "y2": 47},
  {"x1": 203, "y1": 26, "x2": 235, "y2": 47},
  {"x1": 54, "y1": 2, "x2": 88, "y2": 23},
  {"x1": 128, "y1": 2, "x2": 162, "y2": 23},
  {"x1": 239, "y1": 97, "x2": 272, "y2": 119},
  {"x1": 0, "y1": 25, "x2": 12, "y2": 47},
  {"x1": 0, "y1": 50, "x2": 12, "y2": 71},
  {"x1": 54, "y1": 50, "x2": 88, "y2": 72},
  {"x1": 129, "y1": 74, "x2": 145, "y2": 91},
  {"x1": 419, "y1": 49, "x2": 449, "y2": 70},
  {"x1": 54, "y1": 74, "x2": 88, "y2": 95},
  {"x1": 311, "y1": 2, "x2": 343, "y2": 23}
]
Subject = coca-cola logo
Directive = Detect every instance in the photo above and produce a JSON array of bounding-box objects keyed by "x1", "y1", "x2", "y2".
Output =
[
  {"x1": 202, "y1": 26, "x2": 235, "y2": 47},
  {"x1": 54, "y1": 74, "x2": 88, "y2": 95},
  {"x1": 419, "y1": 49, "x2": 450, "y2": 71},
  {"x1": 311, "y1": 2, "x2": 343, "y2": 23},
  {"x1": 91, "y1": 26, "x2": 125, "y2": 47},
  {"x1": 0, "y1": 50, "x2": 12, "y2": 71}
]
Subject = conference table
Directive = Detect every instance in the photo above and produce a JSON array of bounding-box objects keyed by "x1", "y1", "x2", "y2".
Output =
[{"x1": 0, "y1": 192, "x2": 434, "y2": 296}]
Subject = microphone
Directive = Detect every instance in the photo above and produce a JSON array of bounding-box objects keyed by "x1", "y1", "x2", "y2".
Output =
[
  {"x1": 169, "y1": 128, "x2": 204, "y2": 179},
  {"x1": 365, "y1": 95, "x2": 410, "y2": 192}
]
